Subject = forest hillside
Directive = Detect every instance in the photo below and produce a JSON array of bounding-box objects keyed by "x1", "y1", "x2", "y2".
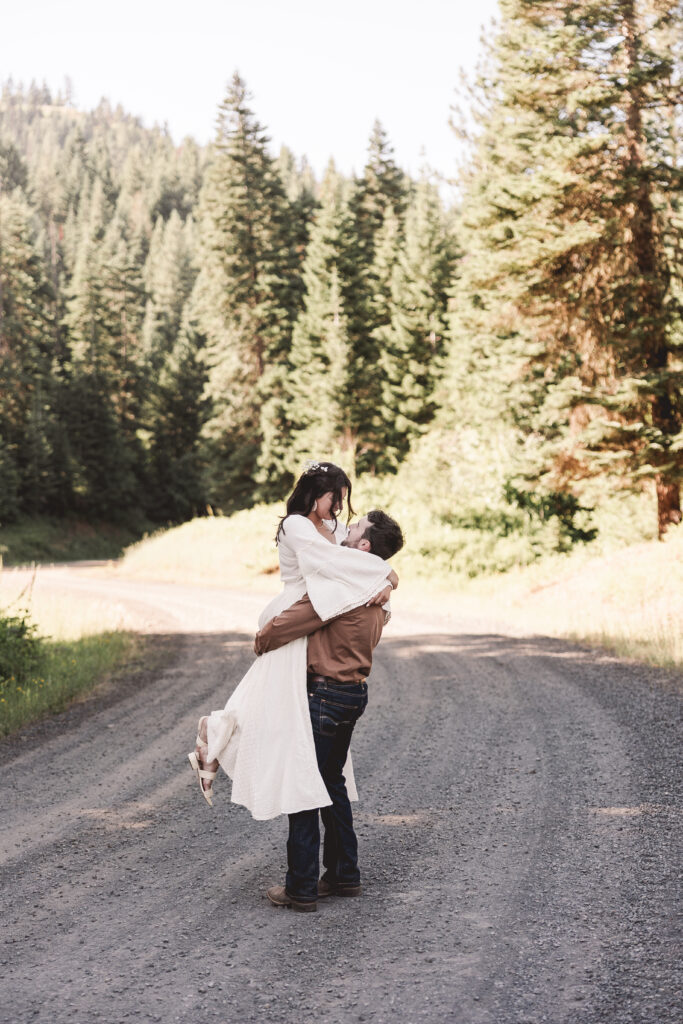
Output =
[{"x1": 1, "y1": 0, "x2": 681, "y2": 575}]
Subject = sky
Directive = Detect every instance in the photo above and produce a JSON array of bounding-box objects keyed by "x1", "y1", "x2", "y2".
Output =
[{"x1": 3, "y1": 0, "x2": 500, "y2": 187}]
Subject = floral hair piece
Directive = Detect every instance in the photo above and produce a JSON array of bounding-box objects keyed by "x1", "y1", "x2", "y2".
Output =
[{"x1": 303, "y1": 460, "x2": 327, "y2": 474}]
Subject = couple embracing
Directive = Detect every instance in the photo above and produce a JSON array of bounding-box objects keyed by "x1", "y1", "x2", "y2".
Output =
[{"x1": 188, "y1": 461, "x2": 404, "y2": 912}]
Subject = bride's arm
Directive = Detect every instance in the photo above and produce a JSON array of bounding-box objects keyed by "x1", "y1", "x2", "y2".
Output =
[
  {"x1": 328, "y1": 520, "x2": 398, "y2": 596},
  {"x1": 279, "y1": 515, "x2": 395, "y2": 621}
]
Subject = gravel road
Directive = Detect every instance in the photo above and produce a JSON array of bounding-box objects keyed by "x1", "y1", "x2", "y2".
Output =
[{"x1": 0, "y1": 567, "x2": 680, "y2": 1024}]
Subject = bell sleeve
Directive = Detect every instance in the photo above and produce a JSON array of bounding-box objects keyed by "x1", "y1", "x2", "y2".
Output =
[{"x1": 279, "y1": 515, "x2": 393, "y2": 622}]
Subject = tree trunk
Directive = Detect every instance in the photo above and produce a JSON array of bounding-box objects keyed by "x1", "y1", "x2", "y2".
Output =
[
  {"x1": 622, "y1": 3, "x2": 681, "y2": 539},
  {"x1": 656, "y1": 476, "x2": 681, "y2": 539}
]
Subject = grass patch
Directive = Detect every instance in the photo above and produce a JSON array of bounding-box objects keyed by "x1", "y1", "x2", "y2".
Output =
[
  {"x1": 0, "y1": 515, "x2": 154, "y2": 567},
  {"x1": 0, "y1": 629, "x2": 140, "y2": 736}
]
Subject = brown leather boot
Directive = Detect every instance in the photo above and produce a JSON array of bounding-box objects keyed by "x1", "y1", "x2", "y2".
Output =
[{"x1": 266, "y1": 885, "x2": 317, "y2": 912}]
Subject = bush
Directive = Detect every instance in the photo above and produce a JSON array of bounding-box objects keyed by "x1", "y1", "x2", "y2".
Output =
[
  {"x1": 0, "y1": 610, "x2": 138, "y2": 735},
  {"x1": 0, "y1": 611, "x2": 44, "y2": 686}
]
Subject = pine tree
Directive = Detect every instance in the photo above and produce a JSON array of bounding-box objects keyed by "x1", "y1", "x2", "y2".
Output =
[
  {"x1": 192, "y1": 73, "x2": 301, "y2": 508},
  {"x1": 64, "y1": 187, "x2": 146, "y2": 514},
  {"x1": 451, "y1": 0, "x2": 683, "y2": 537},
  {"x1": 280, "y1": 165, "x2": 356, "y2": 476},
  {"x1": 146, "y1": 317, "x2": 208, "y2": 522},
  {"x1": 375, "y1": 178, "x2": 457, "y2": 470},
  {"x1": 0, "y1": 190, "x2": 57, "y2": 515},
  {"x1": 141, "y1": 211, "x2": 195, "y2": 370},
  {"x1": 352, "y1": 120, "x2": 407, "y2": 265},
  {"x1": 348, "y1": 121, "x2": 409, "y2": 472},
  {"x1": 141, "y1": 213, "x2": 203, "y2": 519},
  {"x1": 276, "y1": 145, "x2": 318, "y2": 268}
]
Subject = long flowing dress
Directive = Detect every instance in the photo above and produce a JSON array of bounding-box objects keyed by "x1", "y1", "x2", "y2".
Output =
[{"x1": 204, "y1": 514, "x2": 392, "y2": 821}]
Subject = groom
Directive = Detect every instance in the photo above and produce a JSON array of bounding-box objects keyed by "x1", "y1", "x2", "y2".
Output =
[{"x1": 253, "y1": 509, "x2": 404, "y2": 913}]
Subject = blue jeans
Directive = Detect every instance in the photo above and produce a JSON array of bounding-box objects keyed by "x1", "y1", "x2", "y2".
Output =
[{"x1": 285, "y1": 676, "x2": 368, "y2": 903}]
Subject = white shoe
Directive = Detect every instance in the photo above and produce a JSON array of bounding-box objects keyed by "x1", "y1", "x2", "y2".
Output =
[{"x1": 188, "y1": 718, "x2": 217, "y2": 807}]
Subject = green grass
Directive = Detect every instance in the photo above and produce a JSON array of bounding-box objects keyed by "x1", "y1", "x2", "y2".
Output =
[
  {"x1": 0, "y1": 630, "x2": 140, "y2": 736},
  {"x1": 0, "y1": 515, "x2": 154, "y2": 567}
]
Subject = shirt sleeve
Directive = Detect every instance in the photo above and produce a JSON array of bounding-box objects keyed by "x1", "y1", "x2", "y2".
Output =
[{"x1": 254, "y1": 595, "x2": 324, "y2": 654}]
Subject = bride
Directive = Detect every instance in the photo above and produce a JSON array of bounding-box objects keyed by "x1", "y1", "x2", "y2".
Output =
[{"x1": 188, "y1": 461, "x2": 397, "y2": 820}]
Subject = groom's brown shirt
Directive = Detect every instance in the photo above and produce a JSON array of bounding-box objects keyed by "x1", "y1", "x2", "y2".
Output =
[{"x1": 254, "y1": 597, "x2": 385, "y2": 684}]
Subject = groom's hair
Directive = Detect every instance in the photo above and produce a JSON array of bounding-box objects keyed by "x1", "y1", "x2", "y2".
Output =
[{"x1": 363, "y1": 510, "x2": 404, "y2": 560}]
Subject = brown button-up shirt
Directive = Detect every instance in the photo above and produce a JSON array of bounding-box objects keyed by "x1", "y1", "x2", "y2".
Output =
[{"x1": 254, "y1": 595, "x2": 385, "y2": 684}]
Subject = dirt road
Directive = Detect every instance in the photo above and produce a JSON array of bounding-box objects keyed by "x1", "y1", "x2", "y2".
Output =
[{"x1": 0, "y1": 567, "x2": 680, "y2": 1024}]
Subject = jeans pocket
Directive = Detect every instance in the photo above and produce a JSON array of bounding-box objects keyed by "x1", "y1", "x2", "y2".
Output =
[{"x1": 318, "y1": 694, "x2": 365, "y2": 736}]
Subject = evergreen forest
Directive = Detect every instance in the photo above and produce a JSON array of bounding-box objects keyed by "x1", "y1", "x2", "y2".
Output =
[{"x1": 1, "y1": 0, "x2": 681, "y2": 574}]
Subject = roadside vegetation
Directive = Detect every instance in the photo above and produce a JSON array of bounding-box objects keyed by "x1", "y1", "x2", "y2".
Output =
[
  {"x1": 120, "y1": 507, "x2": 281, "y2": 590},
  {"x1": 0, "y1": 613, "x2": 138, "y2": 736},
  {"x1": 0, "y1": 575, "x2": 142, "y2": 736},
  {"x1": 470, "y1": 530, "x2": 683, "y2": 670},
  {"x1": 0, "y1": 516, "x2": 151, "y2": 567}
]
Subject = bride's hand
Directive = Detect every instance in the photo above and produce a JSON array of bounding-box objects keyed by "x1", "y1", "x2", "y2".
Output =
[
  {"x1": 387, "y1": 570, "x2": 398, "y2": 591},
  {"x1": 366, "y1": 583, "x2": 393, "y2": 607}
]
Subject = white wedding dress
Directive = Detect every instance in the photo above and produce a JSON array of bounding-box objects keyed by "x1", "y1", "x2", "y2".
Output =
[{"x1": 205, "y1": 514, "x2": 392, "y2": 820}]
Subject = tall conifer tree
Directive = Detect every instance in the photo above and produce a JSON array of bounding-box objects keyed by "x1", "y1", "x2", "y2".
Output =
[
  {"x1": 142, "y1": 211, "x2": 195, "y2": 370},
  {"x1": 194, "y1": 73, "x2": 299, "y2": 508},
  {"x1": 281, "y1": 165, "x2": 356, "y2": 476},
  {"x1": 146, "y1": 319, "x2": 208, "y2": 522},
  {"x1": 375, "y1": 178, "x2": 456, "y2": 470},
  {"x1": 452, "y1": 0, "x2": 683, "y2": 536},
  {"x1": 349, "y1": 121, "x2": 409, "y2": 472},
  {"x1": 0, "y1": 191, "x2": 57, "y2": 515}
]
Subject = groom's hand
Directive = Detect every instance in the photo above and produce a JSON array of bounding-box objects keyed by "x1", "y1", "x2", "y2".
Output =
[
  {"x1": 254, "y1": 632, "x2": 264, "y2": 655},
  {"x1": 366, "y1": 583, "x2": 393, "y2": 607}
]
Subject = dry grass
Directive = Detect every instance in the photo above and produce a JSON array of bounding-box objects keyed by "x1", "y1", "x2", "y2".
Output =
[
  {"x1": 0, "y1": 573, "x2": 129, "y2": 640},
  {"x1": 471, "y1": 526, "x2": 683, "y2": 669},
  {"x1": 118, "y1": 506, "x2": 280, "y2": 590}
]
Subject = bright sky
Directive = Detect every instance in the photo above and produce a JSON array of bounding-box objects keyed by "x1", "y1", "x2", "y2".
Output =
[{"x1": 3, "y1": 0, "x2": 499, "y2": 186}]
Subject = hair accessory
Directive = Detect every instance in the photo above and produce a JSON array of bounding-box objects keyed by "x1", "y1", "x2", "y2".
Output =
[{"x1": 303, "y1": 460, "x2": 327, "y2": 474}]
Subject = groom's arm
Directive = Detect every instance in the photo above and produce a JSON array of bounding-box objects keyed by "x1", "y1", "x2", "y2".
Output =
[{"x1": 254, "y1": 595, "x2": 324, "y2": 655}]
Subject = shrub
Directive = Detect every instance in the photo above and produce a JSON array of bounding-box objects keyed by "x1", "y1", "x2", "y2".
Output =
[{"x1": 0, "y1": 611, "x2": 44, "y2": 686}]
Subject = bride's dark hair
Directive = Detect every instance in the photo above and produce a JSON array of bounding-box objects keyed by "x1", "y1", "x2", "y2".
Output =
[{"x1": 276, "y1": 462, "x2": 354, "y2": 542}]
